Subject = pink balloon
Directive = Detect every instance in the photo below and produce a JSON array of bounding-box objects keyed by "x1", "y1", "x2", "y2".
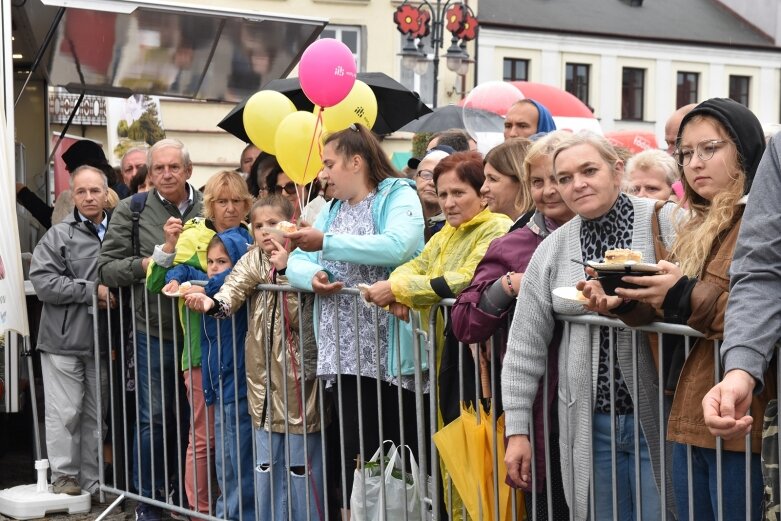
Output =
[{"x1": 299, "y1": 38, "x2": 357, "y2": 108}]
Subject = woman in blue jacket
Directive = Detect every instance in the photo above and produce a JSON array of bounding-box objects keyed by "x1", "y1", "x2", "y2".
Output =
[{"x1": 286, "y1": 123, "x2": 425, "y2": 515}]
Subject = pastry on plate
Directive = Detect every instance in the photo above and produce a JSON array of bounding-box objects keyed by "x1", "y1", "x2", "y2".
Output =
[{"x1": 604, "y1": 248, "x2": 642, "y2": 264}]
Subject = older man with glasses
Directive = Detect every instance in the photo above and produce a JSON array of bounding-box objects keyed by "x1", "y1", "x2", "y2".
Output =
[
  {"x1": 407, "y1": 145, "x2": 454, "y2": 242},
  {"x1": 99, "y1": 138, "x2": 203, "y2": 521}
]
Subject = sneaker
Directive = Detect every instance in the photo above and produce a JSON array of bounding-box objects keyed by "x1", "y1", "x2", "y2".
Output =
[
  {"x1": 52, "y1": 475, "x2": 81, "y2": 496},
  {"x1": 168, "y1": 510, "x2": 190, "y2": 521},
  {"x1": 166, "y1": 483, "x2": 190, "y2": 521},
  {"x1": 135, "y1": 504, "x2": 162, "y2": 521}
]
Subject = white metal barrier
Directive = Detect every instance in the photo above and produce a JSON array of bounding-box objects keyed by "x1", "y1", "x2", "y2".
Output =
[{"x1": 86, "y1": 286, "x2": 776, "y2": 521}]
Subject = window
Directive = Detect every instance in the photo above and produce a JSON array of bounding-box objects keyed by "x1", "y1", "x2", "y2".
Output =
[
  {"x1": 729, "y1": 75, "x2": 750, "y2": 107},
  {"x1": 621, "y1": 67, "x2": 645, "y2": 120},
  {"x1": 503, "y1": 58, "x2": 528, "y2": 82},
  {"x1": 399, "y1": 35, "x2": 435, "y2": 106},
  {"x1": 565, "y1": 63, "x2": 590, "y2": 106},
  {"x1": 320, "y1": 26, "x2": 362, "y2": 71},
  {"x1": 676, "y1": 71, "x2": 698, "y2": 108}
]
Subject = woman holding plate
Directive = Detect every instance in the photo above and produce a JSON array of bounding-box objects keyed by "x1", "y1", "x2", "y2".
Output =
[{"x1": 502, "y1": 131, "x2": 678, "y2": 520}]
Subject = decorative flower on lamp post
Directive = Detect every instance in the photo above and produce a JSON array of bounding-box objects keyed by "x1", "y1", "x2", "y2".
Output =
[{"x1": 394, "y1": 0, "x2": 478, "y2": 108}]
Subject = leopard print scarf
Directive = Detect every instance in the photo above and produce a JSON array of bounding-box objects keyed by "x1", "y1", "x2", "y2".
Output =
[{"x1": 580, "y1": 193, "x2": 635, "y2": 414}]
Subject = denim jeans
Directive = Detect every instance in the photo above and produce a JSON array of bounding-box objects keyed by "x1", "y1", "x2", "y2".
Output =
[
  {"x1": 132, "y1": 331, "x2": 180, "y2": 500},
  {"x1": 214, "y1": 396, "x2": 255, "y2": 521},
  {"x1": 593, "y1": 412, "x2": 661, "y2": 520},
  {"x1": 672, "y1": 442, "x2": 762, "y2": 521},
  {"x1": 255, "y1": 429, "x2": 324, "y2": 521}
]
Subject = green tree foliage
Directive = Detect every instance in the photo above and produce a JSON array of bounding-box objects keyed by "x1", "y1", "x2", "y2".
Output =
[
  {"x1": 113, "y1": 96, "x2": 166, "y2": 158},
  {"x1": 412, "y1": 132, "x2": 433, "y2": 158}
]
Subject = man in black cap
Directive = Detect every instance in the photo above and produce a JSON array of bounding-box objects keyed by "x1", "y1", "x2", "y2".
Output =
[
  {"x1": 15, "y1": 140, "x2": 126, "y2": 228},
  {"x1": 62, "y1": 140, "x2": 129, "y2": 199}
]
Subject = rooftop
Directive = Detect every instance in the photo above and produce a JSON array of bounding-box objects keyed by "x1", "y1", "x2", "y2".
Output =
[{"x1": 478, "y1": 0, "x2": 777, "y2": 49}]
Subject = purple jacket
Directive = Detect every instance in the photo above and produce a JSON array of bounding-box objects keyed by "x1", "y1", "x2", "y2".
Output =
[
  {"x1": 451, "y1": 223, "x2": 547, "y2": 344},
  {"x1": 451, "y1": 213, "x2": 561, "y2": 492}
]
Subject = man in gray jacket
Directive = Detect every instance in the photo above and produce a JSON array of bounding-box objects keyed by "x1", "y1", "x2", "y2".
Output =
[
  {"x1": 703, "y1": 133, "x2": 781, "y2": 437},
  {"x1": 98, "y1": 139, "x2": 202, "y2": 521},
  {"x1": 30, "y1": 165, "x2": 116, "y2": 496}
]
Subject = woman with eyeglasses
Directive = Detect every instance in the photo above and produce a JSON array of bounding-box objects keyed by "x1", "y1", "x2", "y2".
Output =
[
  {"x1": 146, "y1": 170, "x2": 254, "y2": 516},
  {"x1": 284, "y1": 123, "x2": 424, "y2": 518},
  {"x1": 503, "y1": 131, "x2": 679, "y2": 520},
  {"x1": 266, "y1": 165, "x2": 303, "y2": 211},
  {"x1": 607, "y1": 98, "x2": 774, "y2": 520}
]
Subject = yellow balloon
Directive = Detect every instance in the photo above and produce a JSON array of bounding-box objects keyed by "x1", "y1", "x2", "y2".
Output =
[
  {"x1": 242, "y1": 91, "x2": 296, "y2": 155},
  {"x1": 319, "y1": 80, "x2": 378, "y2": 132},
  {"x1": 274, "y1": 111, "x2": 326, "y2": 185}
]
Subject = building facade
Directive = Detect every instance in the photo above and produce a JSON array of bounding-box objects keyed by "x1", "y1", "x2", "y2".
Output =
[
  {"x1": 36, "y1": 0, "x2": 476, "y2": 188},
  {"x1": 476, "y1": 0, "x2": 781, "y2": 143}
]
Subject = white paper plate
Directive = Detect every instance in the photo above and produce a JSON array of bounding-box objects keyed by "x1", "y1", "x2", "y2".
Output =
[
  {"x1": 163, "y1": 289, "x2": 190, "y2": 297},
  {"x1": 552, "y1": 286, "x2": 587, "y2": 303},
  {"x1": 163, "y1": 283, "x2": 198, "y2": 297},
  {"x1": 587, "y1": 261, "x2": 660, "y2": 273}
]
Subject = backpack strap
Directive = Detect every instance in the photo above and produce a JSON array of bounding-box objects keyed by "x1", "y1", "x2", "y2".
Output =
[{"x1": 129, "y1": 192, "x2": 149, "y2": 258}]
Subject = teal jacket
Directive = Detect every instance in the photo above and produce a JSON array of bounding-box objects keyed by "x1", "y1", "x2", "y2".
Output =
[{"x1": 287, "y1": 177, "x2": 425, "y2": 376}]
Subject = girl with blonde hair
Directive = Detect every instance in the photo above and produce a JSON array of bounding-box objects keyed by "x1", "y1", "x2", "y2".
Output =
[{"x1": 616, "y1": 98, "x2": 774, "y2": 520}]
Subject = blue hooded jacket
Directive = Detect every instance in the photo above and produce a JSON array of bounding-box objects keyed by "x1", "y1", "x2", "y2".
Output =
[
  {"x1": 165, "y1": 226, "x2": 251, "y2": 405},
  {"x1": 528, "y1": 99, "x2": 557, "y2": 134}
]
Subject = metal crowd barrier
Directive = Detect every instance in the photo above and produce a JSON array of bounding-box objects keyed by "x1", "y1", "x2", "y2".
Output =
[{"x1": 86, "y1": 285, "x2": 777, "y2": 521}]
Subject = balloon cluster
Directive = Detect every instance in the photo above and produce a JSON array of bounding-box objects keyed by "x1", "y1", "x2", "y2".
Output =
[{"x1": 241, "y1": 39, "x2": 378, "y2": 186}]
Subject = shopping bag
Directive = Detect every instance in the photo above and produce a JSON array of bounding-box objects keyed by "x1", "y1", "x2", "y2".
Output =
[{"x1": 350, "y1": 442, "x2": 422, "y2": 521}]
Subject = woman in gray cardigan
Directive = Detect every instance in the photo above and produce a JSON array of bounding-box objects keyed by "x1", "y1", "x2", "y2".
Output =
[{"x1": 501, "y1": 132, "x2": 678, "y2": 520}]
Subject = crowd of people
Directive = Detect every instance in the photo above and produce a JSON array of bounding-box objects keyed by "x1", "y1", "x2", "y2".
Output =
[{"x1": 22, "y1": 95, "x2": 781, "y2": 521}]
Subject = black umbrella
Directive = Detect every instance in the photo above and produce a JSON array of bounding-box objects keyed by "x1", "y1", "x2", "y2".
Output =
[
  {"x1": 399, "y1": 105, "x2": 506, "y2": 134},
  {"x1": 218, "y1": 72, "x2": 432, "y2": 141}
]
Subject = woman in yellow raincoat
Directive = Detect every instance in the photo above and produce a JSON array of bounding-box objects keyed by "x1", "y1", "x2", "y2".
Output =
[{"x1": 364, "y1": 151, "x2": 511, "y2": 519}]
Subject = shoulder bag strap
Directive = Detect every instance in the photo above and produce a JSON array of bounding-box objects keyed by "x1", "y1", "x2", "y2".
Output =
[{"x1": 651, "y1": 199, "x2": 669, "y2": 261}]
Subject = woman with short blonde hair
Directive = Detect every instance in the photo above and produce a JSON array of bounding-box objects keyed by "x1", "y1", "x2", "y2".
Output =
[
  {"x1": 202, "y1": 170, "x2": 254, "y2": 221},
  {"x1": 624, "y1": 149, "x2": 679, "y2": 200}
]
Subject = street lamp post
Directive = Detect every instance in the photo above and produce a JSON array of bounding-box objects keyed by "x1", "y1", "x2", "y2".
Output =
[{"x1": 394, "y1": 0, "x2": 478, "y2": 108}]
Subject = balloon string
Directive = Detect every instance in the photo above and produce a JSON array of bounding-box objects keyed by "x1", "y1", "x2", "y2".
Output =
[{"x1": 299, "y1": 106, "x2": 324, "y2": 219}]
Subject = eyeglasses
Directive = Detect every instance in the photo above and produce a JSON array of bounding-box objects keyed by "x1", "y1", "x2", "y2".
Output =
[
  {"x1": 675, "y1": 139, "x2": 728, "y2": 167},
  {"x1": 416, "y1": 169, "x2": 434, "y2": 181},
  {"x1": 274, "y1": 182, "x2": 298, "y2": 195}
]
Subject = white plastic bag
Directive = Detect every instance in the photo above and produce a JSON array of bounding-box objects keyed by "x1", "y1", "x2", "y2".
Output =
[{"x1": 350, "y1": 442, "x2": 422, "y2": 521}]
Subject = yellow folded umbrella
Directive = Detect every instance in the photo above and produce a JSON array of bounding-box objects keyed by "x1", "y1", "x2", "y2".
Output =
[{"x1": 433, "y1": 403, "x2": 523, "y2": 521}]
